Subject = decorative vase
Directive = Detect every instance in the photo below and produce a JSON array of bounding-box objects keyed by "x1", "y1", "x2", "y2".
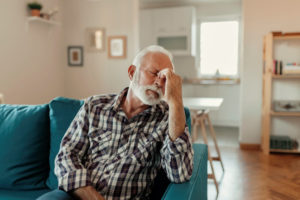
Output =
[{"x1": 31, "y1": 9, "x2": 40, "y2": 17}]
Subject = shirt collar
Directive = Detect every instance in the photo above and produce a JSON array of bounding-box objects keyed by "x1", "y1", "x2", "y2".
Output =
[{"x1": 110, "y1": 87, "x2": 128, "y2": 112}]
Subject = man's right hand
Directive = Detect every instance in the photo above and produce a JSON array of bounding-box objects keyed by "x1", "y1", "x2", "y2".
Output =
[{"x1": 71, "y1": 186, "x2": 105, "y2": 200}]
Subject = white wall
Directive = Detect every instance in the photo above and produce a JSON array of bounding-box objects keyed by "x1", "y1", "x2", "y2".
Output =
[
  {"x1": 0, "y1": 0, "x2": 64, "y2": 104},
  {"x1": 63, "y1": 0, "x2": 139, "y2": 99},
  {"x1": 240, "y1": 0, "x2": 300, "y2": 144}
]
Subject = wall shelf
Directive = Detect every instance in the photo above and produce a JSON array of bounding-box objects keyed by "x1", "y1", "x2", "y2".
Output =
[{"x1": 27, "y1": 16, "x2": 61, "y2": 26}]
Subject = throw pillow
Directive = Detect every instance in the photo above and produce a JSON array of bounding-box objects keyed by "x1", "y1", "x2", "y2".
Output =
[
  {"x1": 46, "y1": 97, "x2": 83, "y2": 189},
  {"x1": 0, "y1": 104, "x2": 50, "y2": 190}
]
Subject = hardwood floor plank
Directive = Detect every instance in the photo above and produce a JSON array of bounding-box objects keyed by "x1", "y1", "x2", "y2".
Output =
[{"x1": 207, "y1": 146, "x2": 300, "y2": 200}]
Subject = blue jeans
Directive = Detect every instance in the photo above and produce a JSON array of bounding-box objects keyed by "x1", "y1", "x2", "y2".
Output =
[{"x1": 37, "y1": 189, "x2": 73, "y2": 200}]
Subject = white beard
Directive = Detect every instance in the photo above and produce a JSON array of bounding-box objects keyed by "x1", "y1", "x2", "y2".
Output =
[{"x1": 130, "y1": 71, "x2": 163, "y2": 105}]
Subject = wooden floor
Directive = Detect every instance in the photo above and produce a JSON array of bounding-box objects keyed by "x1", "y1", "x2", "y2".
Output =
[{"x1": 207, "y1": 146, "x2": 300, "y2": 200}]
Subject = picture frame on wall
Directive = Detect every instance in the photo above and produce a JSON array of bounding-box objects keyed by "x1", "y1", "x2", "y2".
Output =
[
  {"x1": 108, "y1": 36, "x2": 127, "y2": 59},
  {"x1": 85, "y1": 28, "x2": 105, "y2": 52},
  {"x1": 68, "y1": 46, "x2": 83, "y2": 66}
]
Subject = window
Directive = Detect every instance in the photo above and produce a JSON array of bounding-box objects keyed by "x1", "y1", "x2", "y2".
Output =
[{"x1": 199, "y1": 21, "x2": 239, "y2": 76}]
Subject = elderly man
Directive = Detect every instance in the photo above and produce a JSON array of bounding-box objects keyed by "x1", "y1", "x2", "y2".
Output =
[{"x1": 39, "y1": 45, "x2": 193, "y2": 200}]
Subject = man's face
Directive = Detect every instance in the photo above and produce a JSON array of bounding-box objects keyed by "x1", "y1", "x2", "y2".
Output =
[{"x1": 130, "y1": 52, "x2": 173, "y2": 105}]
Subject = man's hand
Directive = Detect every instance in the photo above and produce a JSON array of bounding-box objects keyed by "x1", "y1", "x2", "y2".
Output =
[
  {"x1": 158, "y1": 68, "x2": 183, "y2": 106},
  {"x1": 71, "y1": 186, "x2": 105, "y2": 200},
  {"x1": 158, "y1": 68, "x2": 186, "y2": 141}
]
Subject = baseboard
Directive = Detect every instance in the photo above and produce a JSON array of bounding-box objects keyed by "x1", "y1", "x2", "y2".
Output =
[{"x1": 239, "y1": 143, "x2": 261, "y2": 150}]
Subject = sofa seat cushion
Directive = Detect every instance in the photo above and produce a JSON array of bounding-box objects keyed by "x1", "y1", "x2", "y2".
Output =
[
  {"x1": 0, "y1": 188, "x2": 51, "y2": 200},
  {"x1": 0, "y1": 104, "x2": 50, "y2": 190},
  {"x1": 46, "y1": 97, "x2": 83, "y2": 189}
]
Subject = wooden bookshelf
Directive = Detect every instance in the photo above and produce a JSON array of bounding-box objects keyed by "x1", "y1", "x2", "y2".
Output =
[
  {"x1": 272, "y1": 75, "x2": 300, "y2": 79},
  {"x1": 270, "y1": 110, "x2": 300, "y2": 117},
  {"x1": 273, "y1": 32, "x2": 300, "y2": 40},
  {"x1": 261, "y1": 32, "x2": 300, "y2": 155}
]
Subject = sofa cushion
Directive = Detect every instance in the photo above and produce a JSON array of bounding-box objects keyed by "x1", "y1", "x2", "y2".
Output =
[
  {"x1": 0, "y1": 188, "x2": 51, "y2": 200},
  {"x1": 0, "y1": 104, "x2": 50, "y2": 190},
  {"x1": 46, "y1": 97, "x2": 83, "y2": 189}
]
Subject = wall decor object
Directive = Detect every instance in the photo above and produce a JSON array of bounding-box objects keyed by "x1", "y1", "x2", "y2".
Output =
[
  {"x1": 27, "y1": 1, "x2": 43, "y2": 17},
  {"x1": 86, "y1": 28, "x2": 105, "y2": 52},
  {"x1": 68, "y1": 46, "x2": 83, "y2": 66},
  {"x1": 108, "y1": 35, "x2": 127, "y2": 59}
]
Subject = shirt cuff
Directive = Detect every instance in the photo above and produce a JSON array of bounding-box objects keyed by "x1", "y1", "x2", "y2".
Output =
[
  {"x1": 58, "y1": 169, "x2": 91, "y2": 192},
  {"x1": 166, "y1": 128, "x2": 191, "y2": 155}
]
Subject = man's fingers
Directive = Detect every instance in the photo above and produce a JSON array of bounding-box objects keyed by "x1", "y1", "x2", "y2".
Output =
[{"x1": 159, "y1": 68, "x2": 173, "y2": 79}]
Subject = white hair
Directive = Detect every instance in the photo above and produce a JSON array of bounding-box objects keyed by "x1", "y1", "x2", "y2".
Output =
[{"x1": 132, "y1": 45, "x2": 174, "y2": 71}]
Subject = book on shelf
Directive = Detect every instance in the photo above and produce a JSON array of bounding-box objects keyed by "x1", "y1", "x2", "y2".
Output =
[
  {"x1": 283, "y1": 64, "x2": 300, "y2": 75},
  {"x1": 273, "y1": 60, "x2": 283, "y2": 75},
  {"x1": 273, "y1": 60, "x2": 300, "y2": 75},
  {"x1": 270, "y1": 135, "x2": 298, "y2": 150}
]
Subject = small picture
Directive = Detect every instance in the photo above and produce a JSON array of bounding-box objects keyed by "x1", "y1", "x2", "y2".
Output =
[
  {"x1": 68, "y1": 46, "x2": 83, "y2": 66},
  {"x1": 108, "y1": 36, "x2": 127, "y2": 59},
  {"x1": 86, "y1": 28, "x2": 105, "y2": 52}
]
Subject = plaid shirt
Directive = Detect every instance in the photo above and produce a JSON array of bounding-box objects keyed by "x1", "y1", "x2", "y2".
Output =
[{"x1": 55, "y1": 87, "x2": 194, "y2": 200}]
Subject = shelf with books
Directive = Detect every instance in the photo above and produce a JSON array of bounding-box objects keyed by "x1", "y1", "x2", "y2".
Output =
[
  {"x1": 261, "y1": 31, "x2": 300, "y2": 155},
  {"x1": 272, "y1": 61, "x2": 300, "y2": 76}
]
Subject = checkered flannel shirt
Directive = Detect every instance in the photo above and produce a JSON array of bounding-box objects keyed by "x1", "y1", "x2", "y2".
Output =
[{"x1": 55, "y1": 87, "x2": 194, "y2": 200}]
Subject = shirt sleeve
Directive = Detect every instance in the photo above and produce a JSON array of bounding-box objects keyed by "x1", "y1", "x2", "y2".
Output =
[
  {"x1": 160, "y1": 124, "x2": 194, "y2": 183},
  {"x1": 54, "y1": 99, "x2": 92, "y2": 192}
]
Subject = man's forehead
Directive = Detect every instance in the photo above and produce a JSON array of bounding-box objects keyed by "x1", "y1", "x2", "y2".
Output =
[{"x1": 141, "y1": 52, "x2": 173, "y2": 70}]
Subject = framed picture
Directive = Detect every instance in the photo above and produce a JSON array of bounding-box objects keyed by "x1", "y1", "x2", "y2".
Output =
[
  {"x1": 85, "y1": 28, "x2": 105, "y2": 52},
  {"x1": 108, "y1": 36, "x2": 127, "y2": 59},
  {"x1": 68, "y1": 46, "x2": 83, "y2": 66}
]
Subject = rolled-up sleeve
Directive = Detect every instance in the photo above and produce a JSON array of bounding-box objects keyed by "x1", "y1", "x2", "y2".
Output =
[
  {"x1": 160, "y1": 125, "x2": 194, "y2": 183},
  {"x1": 54, "y1": 100, "x2": 91, "y2": 192}
]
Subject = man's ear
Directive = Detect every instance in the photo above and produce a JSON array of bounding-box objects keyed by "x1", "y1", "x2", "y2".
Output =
[{"x1": 128, "y1": 65, "x2": 136, "y2": 81}]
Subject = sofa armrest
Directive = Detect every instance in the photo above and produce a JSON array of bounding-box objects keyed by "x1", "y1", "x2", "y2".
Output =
[{"x1": 162, "y1": 144, "x2": 208, "y2": 200}]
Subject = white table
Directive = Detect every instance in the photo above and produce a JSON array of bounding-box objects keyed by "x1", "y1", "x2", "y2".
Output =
[
  {"x1": 183, "y1": 97, "x2": 224, "y2": 194},
  {"x1": 183, "y1": 97, "x2": 223, "y2": 111}
]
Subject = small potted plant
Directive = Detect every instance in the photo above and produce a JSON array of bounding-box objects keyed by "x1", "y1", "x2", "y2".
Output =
[{"x1": 27, "y1": 1, "x2": 43, "y2": 17}]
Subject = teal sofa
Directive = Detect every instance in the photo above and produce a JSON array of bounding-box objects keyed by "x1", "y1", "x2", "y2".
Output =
[{"x1": 0, "y1": 97, "x2": 207, "y2": 200}]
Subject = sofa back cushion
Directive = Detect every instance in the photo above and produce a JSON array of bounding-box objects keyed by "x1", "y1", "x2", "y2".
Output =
[
  {"x1": 46, "y1": 97, "x2": 83, "y2": 189},
  {"x1": 0, "y1": 104, "x2": 50, "y2": 190}
]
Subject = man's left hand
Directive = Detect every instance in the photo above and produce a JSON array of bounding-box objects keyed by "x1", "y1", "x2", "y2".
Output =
[{"x1": 158, "y1": 68, "x2": 183, "y2": 106}]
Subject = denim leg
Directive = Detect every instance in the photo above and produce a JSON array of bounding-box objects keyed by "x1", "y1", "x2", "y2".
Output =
[{"x1": 36, "y1": 189, "x2": 73, "y2": 200}]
